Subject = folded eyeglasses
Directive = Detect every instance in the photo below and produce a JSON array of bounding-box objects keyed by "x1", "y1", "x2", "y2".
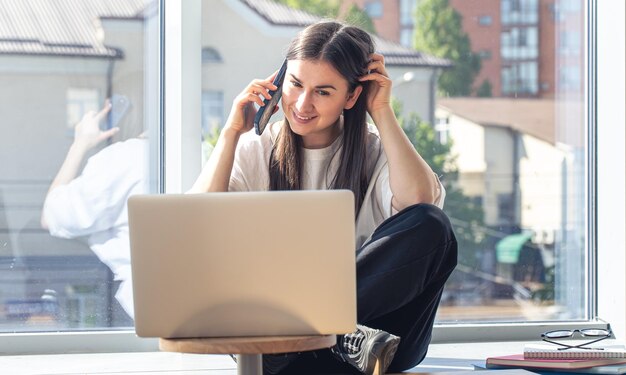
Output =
[{"x1": 541, "y1": 328, "x2": 612, "y2": 350}]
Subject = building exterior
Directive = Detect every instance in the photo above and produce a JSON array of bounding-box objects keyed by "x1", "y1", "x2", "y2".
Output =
[
  {"x1": 436, "y1": 97, "x2": 565, "y2": 237},
  {"x1": 0, "y1": 0, "x2": 449, "y2": 329},
  {"x1": 0, "y1": 0, "x2": 147, "y2": 329},
  {"x1": 344, "y1": 0, "x2": 585, "y2": 99},
  {"x1": 203, "y1": 0, "x2": 451, "y2": 136},
  {"x1": 436, "y1": 97, "x2": 583, "y2": 315}
]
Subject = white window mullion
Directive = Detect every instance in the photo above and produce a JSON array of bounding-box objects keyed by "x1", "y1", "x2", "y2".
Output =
[
  {"x1": 164, "y1": 0, "x2": 202, "y2": 193},
  {"x1": 596, "y1": 0, "x2": 626, "y2": 340}
]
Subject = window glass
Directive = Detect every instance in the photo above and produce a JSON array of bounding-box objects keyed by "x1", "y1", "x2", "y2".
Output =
[
  {"x1": 200, "y1": 0, "x2": 588, "y2": 324},
  {"x1": 0, "y1": 0, "x2": 160, "y2": 331},
  {"x1": 502, "y1": 0, "x2": 539, "y2": 24},
  {"x1": 478, "y1": 15, "x2": 493, "y2": 26},
  {"x1": 364, "y1": 1, "x2": 383, "y2": 19},
  {"x1": 400, "y1": 0, "x2": 415, "y2": 25}
]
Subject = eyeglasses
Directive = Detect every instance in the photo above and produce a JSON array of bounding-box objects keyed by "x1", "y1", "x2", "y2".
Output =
[{"x1": 541, "y1": 328, "x2": 612, "y2": 350}]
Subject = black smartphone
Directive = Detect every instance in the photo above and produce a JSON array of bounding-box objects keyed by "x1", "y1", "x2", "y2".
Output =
[
  {"x1": 254, "y1": 59, "x2": 287, "y2": 135},
  {"x1": 107, "y1": 94, "x2": 131, "y2": 130}
]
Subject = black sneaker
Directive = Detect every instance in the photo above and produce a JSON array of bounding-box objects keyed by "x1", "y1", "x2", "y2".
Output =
[
  {"x1": 331, "y1": 324, "x2": 400, "y2": 375},
  {"x1": 263, "y1": 352, "x2": 301, "y2": 374}
]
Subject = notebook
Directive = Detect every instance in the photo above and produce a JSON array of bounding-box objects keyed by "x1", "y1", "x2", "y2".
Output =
[
  {"x1": 128, "y1": 190, "x2": 356, "y2": 339},
  {"x1": 485, "y1": 354, "x2": 626, "y2": 370},
  {"x1": 524, "y1": 344, "x2": 626, "y2": 359}
]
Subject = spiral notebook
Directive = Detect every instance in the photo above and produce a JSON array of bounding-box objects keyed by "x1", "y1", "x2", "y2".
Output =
[
  {"x1": 524, "y1": 344, "x2": 626, "y2": 359},
  {"x1": 479, "y1": 356, "x2": 626, "y2": 374},
  {"x1": 486, "y1": 354, "x2": 626, "y2": 370}
]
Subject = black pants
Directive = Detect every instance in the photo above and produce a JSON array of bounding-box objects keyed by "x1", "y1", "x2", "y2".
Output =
[{"x1": 283, "y1": 203, "x2": 458, "y2": 374}]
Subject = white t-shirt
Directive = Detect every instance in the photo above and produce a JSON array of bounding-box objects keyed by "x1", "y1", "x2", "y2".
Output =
[
  {"x1": 43, "y1": 138, "x2": 149, "y2": 317},
  {"x1": 229, "y1": 121, "x2": 445, "y2": 249}
]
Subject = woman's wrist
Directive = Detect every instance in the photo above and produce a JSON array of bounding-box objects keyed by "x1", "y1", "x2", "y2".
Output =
[
  {"x1": 220, "y1": 125, "x2": 244, "y2": 140},
  {"x1": 68, "y1": 141, "x2": 91, "y2": 156},
  {"x1": 370, "y1": 105, "x2": 396, "y2": 128}
]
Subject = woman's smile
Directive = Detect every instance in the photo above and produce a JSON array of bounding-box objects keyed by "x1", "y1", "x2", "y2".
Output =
[
  {"x1": 281, "y1": 59, "x2": 361, "y2": 149},
  {"x1": 291, "y1": 109, "x2": 317, "y2": 124}
]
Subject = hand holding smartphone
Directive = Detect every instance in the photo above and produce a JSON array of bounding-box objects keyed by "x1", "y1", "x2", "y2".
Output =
[
  {"x1": 107, "y1": 94, "x2": 131, "y2": 130},
  {"x1": 254, "y1": 59, "x2": 287, "y2": 135}
]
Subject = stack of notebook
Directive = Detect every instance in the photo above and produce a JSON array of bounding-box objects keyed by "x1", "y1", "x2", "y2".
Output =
[{"x1": 483, "y1": 344, "x2": 626, "y2": 374}]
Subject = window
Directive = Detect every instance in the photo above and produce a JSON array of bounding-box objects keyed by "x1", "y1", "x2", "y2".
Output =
[
  {"x1": 478, "y1": 15, "x2": 493, "y2": 26},
  {"x1": 4, "y1": 0, "x2": 625, "y2": 355},
  {"x1": 399, "y1": 0, "x2": 415, "y2": 26},
  {"x1": 501, "y1": 61, "x2": 539, "y2": 94},
  {"x1": 201, "y1": 90, "x2": 224, "y2": 163},
  {"x1": 400, "y1": 28, "x2": 413, "y2": 47},
  {"x1": 478, "y1": 50, "x2": 493, "y2": 60},
  {"x1": 497, "y1": 193, "x2": 515, "y2": 224},
  {"x1": 558, "y1": 65, "x2": 581, "y2": 91},
  {"x1": 364, "y1": 1, "x2": 383, "y2": 19},
  {"x1": 0, "y1": 0, "x2": 161, "y2": 334},
  {"x1": 559, "y1": 30, "x2": 581, "y2": 56},
  {"x1": 66, "y1": 88, "x2": 100, "y2": 132},
  {"x1": 435, "y1": 116, "x2": 450, "y2": 144},
  {"x1": 501, "y1": 0, "x2": 538, "y2": 25},
  {"x1": 201, "y1": 91, "x2": 224, "y2": 138},
  {"x1": 201, "y1": 47, "x2": 222, "y2": 63},
  {"x1": 200, "y1": 0, "x2": 589, "y2": 329},
  {"x1": 501, "y1": 27, "x2": 539, "y2": 59}
]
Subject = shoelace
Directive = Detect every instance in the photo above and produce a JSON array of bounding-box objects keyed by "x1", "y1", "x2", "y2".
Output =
[{"x1": 343, "y1": 328, "x2": 366, "y2": 354}]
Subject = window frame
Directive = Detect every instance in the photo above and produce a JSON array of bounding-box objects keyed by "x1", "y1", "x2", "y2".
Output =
[{"x1": 0, "y1": 0, "x2": 623, "y2": 355}]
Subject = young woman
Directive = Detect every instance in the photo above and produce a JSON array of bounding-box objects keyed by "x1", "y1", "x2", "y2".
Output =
[{"x1": 190, "y1": 21, "x2": 457, "y2": 375}]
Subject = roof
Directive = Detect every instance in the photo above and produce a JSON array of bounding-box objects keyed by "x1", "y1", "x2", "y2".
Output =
[
  {"x1": 0, "y1": 0, "x2": 452, "y2": 68},
  {"x1": 438, "y1": 98, "x2": 556, "y2": 144},
  {"x1": 241, "y1": 0, "x2": 319, "y2": 27},
  {"x1": 241, "y1": 0, "x2": 452, "y2": 68},
  {"x1": 0, "y1": 0, "x2": 147, "y2": 58}
]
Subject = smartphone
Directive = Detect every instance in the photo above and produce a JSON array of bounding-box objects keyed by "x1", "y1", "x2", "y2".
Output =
[
  {"x1": 107, "y1": 94, "x2": 131, "y2": 130},
  {"x1": 254, "y1": 59, "x2": 287, "y2": 135}
]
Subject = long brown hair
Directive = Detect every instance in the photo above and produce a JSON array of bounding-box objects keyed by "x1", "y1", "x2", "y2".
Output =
[{"x1": 269, "y1": 21, "x2": 374, "y2": 212}]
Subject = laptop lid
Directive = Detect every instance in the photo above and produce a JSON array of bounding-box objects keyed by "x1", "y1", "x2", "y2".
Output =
[{"x1": 128, "y1": 190, "x2": 356, "y2": 338}]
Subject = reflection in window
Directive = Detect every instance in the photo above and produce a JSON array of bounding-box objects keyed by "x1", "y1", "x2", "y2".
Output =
[
  {"x1": 202, "y1": 46, "x2": 223, "y2": 63},
  {"x1": 202, "y1": 91, "x2": 224, "y2": 137},
  {"x1": 559, "y1": 30, "x2": 580, "y2": 56},
  {"x1": 66, "y1": 89, "x2": 100, "y2": 131},
  {"x1": 201, "y1": 90, "x2": 224, "y2": 162},
  {"x1": 0, "y1": 0, "x2": 159, "y2": 332},
  {"x1": 559, "y1": 65, "x2": 581, "y2": 91}
]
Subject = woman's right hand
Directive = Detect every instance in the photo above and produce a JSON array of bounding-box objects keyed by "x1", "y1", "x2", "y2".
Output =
[
  {"x1": 225, "y1": 73, "x2": 278, "y2": 135},
  {"x1": 73, "y1": 100, "x2": 118, "y2": 151}
]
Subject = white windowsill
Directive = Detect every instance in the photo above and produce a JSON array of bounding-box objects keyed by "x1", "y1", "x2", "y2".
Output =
[{"x1": 2, "y1": 340, "x2": 622, "y2": 374}]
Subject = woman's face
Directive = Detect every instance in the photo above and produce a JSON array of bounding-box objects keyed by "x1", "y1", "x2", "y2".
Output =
[{"x1": 281, "y1": 59, "x2": 362, "y2": 149}]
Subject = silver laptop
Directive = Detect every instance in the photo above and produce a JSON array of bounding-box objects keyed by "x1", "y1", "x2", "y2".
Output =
[{"x1": 128, "y1": 190, "x2": 356, "y2": 338}]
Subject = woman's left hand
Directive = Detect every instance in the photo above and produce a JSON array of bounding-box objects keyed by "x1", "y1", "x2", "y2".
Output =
[{"x1": 359, "y1": 53, "x2": 393, "y2": 117}]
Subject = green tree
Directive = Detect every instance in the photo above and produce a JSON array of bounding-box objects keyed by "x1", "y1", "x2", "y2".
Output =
[
  {"x1": 273, "y1": 0, "x2": 340, "y2": 18},
  {"x1": 393, "y1": 98, "x2": 485, "y2": 272},
  {"x1": 274, "y1": 0, "x2": 377, "y2": 34},
  {"x1": 343, "y1": 4, "x2": 377, "y2": 34},
  {"x1": 476, "y1": 79, "x2": 493, "y2": 97},
  {"x1": 413, "y1": 0, "x2": 481, "y2": 97}
]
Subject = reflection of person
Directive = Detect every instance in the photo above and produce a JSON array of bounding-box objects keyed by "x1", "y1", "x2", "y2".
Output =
[
  {"x1": 41, "y1": 101, "x2": 148, "y2": 319},
  {"x1": 189, "y1": 21, "x2": 457, "y2": 375}
]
